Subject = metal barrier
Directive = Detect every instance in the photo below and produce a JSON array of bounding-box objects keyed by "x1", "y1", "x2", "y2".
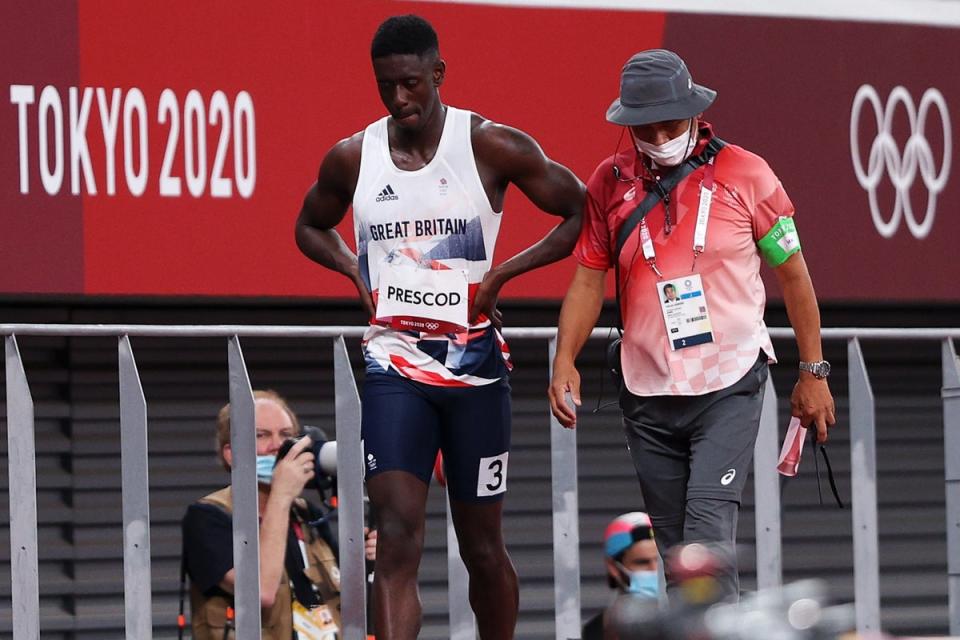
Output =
[{"x1": 2, "y1": 324, "x2": 960, "y2": 639}]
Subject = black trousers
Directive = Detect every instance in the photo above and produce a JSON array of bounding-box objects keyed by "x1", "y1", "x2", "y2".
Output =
[{"x1": 620, "y1": 353, "x2": 768, "y2": 601}]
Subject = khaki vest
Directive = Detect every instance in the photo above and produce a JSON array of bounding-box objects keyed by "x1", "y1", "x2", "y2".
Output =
[{"x1": 189, "y1": 487, "x2": 342, "y2": 640}]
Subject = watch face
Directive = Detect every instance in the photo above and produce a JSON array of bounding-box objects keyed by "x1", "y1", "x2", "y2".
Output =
[
  {"x1": 802, "y1": 360, "x2": 831, "y2": 378},
  {"x1": 812, "y1": 361, "x2": 831, "y2": 378}
]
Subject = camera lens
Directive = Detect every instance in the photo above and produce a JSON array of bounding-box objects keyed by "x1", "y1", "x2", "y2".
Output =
[{"x1": 276, "y1": 426, "x2": 335, "y2": 490}]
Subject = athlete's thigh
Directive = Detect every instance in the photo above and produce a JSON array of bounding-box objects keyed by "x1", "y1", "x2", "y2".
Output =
[
  {"x1": 686, "y1": 355, "x2": 768, "y2": 502},
  {"x1": 361, "y1": 373, "x2": 441, "y2": 485},
  {"x1": 366, "y1": 470, "x2": 430, "y2": 542},
  {"x1": 448, "y1": 497, "x2": 506, "y2": 553},
  {"x1": 437, "y1": 379, "x2": 511, "y2": 503}
]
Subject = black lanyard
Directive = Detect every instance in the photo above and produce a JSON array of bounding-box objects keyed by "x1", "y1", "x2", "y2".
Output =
[{"x1": 780, "y1": 429, "x2": 844, "y2": 509}]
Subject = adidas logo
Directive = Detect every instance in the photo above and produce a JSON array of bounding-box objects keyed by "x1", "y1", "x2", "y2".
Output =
[{"x1": 375, "y1": 184, "x2": 399, "y2": 202}]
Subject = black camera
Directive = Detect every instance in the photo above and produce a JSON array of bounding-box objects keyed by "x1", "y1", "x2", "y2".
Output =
[{"x1": 276, "y1": 425, "x2": 337, "y2": 494}]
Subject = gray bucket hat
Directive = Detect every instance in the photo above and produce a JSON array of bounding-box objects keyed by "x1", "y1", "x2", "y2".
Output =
[{"x1": 606, "y1": 49, "x2": 716, "y2": 126}]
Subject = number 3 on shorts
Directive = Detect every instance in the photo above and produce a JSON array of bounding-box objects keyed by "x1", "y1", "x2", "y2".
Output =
[{"x1": 476, "y1": 452, "x2": 509, "y2": 497}]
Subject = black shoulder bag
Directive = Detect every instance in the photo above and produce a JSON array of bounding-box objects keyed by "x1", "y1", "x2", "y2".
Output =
[{"x1": 606, "y1": 137, "x2": 726, "y2": 384}]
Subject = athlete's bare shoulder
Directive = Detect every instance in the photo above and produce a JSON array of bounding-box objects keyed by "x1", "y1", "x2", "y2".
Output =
[
  {"x1": 318, "y1": 130, "x2": 364, "y2": 198},
  {"x1": 323, "y1": 131, "x2": 364, "y2": 177},
  {"x1": 469, "y1": 112, "x2": 546, "y2": 177}
]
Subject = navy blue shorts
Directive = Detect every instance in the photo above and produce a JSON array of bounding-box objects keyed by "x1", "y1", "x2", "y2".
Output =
[{"x1": 361, "y1": 373, "x2": 511, "y2": 503}]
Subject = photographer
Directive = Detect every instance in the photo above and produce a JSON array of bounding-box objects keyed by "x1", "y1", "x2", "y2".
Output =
[{"x1": 181, "y1": 390, "x2": 376, "y2": 640}]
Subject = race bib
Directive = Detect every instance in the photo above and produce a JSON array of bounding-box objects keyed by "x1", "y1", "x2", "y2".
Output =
[
  {"x1": 476, "y1": 452, "x2": 508, "y2": 497},
  {"x1": 657, "y1": 274, "x2": 715, "y2": 351},
  {"x1": 292, "y1": 601, "x2": 339, "y2": 640},
  {"x1": 376, "y1": 263, "x2": 469, "y2": 333}
]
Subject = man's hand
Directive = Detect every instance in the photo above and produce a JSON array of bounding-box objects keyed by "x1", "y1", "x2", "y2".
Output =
[
  {"x1": 269, "y1": 436, "x2": 315, "y2": 501},
  {"x1": 549, "y1": 358, "x2": 582, "y2": 429},
  {"x1": 364, "y1": 527, "x2": 378, "y2": 562},
  {"x1": 469, "y1": 269, "x2": 504, "y2": 328},
  {"x1": 790, "y1": 377, "x2": 836, "y2": 443},
  {"x1": 354, "y1": 278, "x2": 376, "y2": 320}
]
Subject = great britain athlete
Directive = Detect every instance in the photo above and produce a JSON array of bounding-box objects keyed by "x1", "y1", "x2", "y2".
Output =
[{"x1": 295, "y1": 15, "x2": 584, "y2": 640}]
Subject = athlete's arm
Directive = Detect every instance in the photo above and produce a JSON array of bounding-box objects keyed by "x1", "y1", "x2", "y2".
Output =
[
  {"x1": 469, "y1": 121, "x2": 585, "y2": 324},
  {"x1": 549, "y1": 265, "x2": 606, "y2": 428},
  {"x1": 295, "y1": 134, "x2": 375, "y2": 318},
  {"x1": 774, "y1": 252, "x2": 836, "y2": 442}
]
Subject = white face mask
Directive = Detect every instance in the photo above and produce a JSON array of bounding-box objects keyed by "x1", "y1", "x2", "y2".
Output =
[{"x1": 634, "y1": 121, "x2": 696, "y2": 167}]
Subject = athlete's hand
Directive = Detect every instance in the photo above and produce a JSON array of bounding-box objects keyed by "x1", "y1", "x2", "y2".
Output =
[
  {"x1": 549, "y1": 358, "x2": 582, "y2": 429},
  {"x1": 270, "y1": 436, "x2": 315, "y2": 501},
  {"x1": 353, "y1": 279, "x2": 376, "y2": 321},
  {"x1": 364, "y1": 527, "x2": 378, "y2": 562},
  {"x1": 470, "y1": 270, "x2": 504, "y2": 329},
  {"x1": 791, "y1": 377, "x2": 836, "y2": 443}
]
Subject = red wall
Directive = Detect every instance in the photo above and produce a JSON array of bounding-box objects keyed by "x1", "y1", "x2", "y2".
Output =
[{"x1": 1, "y1": 1, "x2": 956, "y2": 301}]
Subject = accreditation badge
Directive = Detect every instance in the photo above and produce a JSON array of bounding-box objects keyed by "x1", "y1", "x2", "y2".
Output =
[
  {"x1": 292, "y1": 601, "x2": 339, "y2": 639},
  {"x1": 656, "y1": 274, "x2": 715, "y2": 351},
  {"x1": 375, "y1": 262, "x2": 469, "y2": 333}
]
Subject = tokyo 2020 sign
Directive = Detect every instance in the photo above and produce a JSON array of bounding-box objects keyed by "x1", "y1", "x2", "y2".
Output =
[{"x1": 1, "y1": 1, "x2": 957, "y2": 301}]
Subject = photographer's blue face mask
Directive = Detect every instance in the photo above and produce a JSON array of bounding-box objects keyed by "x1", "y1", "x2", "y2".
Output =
[
  {"x1": 617, "y1": 564, "x2": 660, "y2": 599},
  {"x1": 256, "y1": 454, "x2": 277, "y2": 484}
]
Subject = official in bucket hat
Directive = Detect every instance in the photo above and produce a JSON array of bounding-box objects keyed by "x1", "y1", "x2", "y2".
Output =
[
  {"x1": 606, "y1": 49, "x2": 716, "y2": 126},
  {"x1": 551, "y1": 44, "x2": 835, "y2": 607}
]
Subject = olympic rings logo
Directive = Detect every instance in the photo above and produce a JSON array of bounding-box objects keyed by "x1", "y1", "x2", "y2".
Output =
[{"x1": 850, "y1": 84, "x2": 952, "y2": 239}]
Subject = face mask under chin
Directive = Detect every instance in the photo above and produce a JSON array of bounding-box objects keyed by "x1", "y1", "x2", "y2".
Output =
[{"x1": 634, "y1": 121, "x2": 696, "y2": 167}]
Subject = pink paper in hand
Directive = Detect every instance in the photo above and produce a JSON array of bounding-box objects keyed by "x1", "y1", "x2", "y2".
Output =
[{"x1": 777, "y1": 416, "x2": 807, "y2": 477}]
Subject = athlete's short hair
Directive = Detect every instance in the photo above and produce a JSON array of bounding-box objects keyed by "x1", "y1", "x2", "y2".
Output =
[{"x1": 371, "y1": 14, "x2": 439, "y2": 59}]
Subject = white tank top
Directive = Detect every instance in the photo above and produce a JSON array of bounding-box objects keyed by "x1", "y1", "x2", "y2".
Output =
[{"x1": 352, "y1": 106, "x2": 510, "y2": 387}]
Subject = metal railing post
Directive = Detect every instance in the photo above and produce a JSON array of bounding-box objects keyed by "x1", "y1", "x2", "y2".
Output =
[
  {"x1": 333, "y1": 336, "x2": 367, "y2": 639},
  {"x1": 4, "y1": 335, "x2": 40, "y2": 640},
  {"x1": 227, "y1": 336, "x2": 262, "y2": 639},
  {"x1": 118, "y1": 336, "x2": 153, "y2": 639},
  {"x1": 942, "y1": 338, "x2": 960, "y2": 634},
  {"x1": 753, "y1": 375, "x2": 782, "y2": 590},
  {"x1": 548, "y1": 337, "x2": 582, "y2": 638},
  {"x1": 848, "y1": 337, "x2": 880, "y2": 634},
  {"x1": 446, "y1": 493, "x2": 476, "y2": 639}
]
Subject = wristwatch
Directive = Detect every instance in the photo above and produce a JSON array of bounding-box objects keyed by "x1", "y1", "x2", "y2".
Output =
[{"x1": 799, "y1": 360, "x2": 831, "y2": 379}]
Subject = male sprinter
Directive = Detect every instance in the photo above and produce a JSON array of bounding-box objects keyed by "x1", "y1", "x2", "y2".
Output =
[{"x1": 295, "y1": 15, "x2": 584, "y2": 639}]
